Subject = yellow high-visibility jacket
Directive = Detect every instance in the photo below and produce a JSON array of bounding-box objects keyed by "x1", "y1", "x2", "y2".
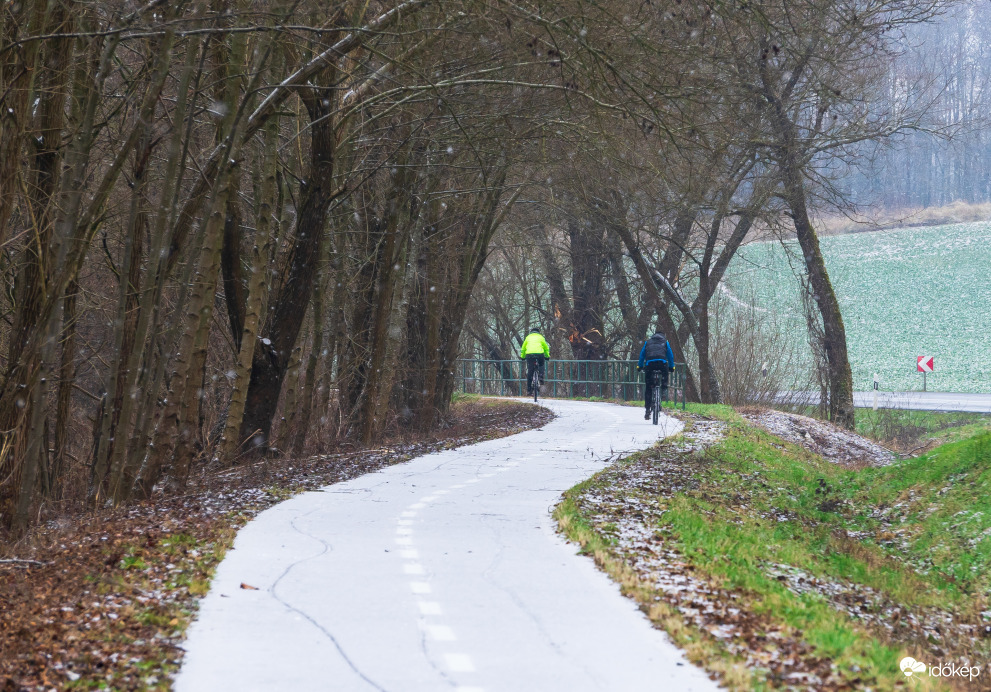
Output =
[{"x1": 520, "y1": 332, "x2": 550, "y2": 359}]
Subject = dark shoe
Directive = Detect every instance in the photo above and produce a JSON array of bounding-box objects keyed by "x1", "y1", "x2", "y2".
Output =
[{"x1": 644, "y1": 410, "x2": 650, "y2": 420}]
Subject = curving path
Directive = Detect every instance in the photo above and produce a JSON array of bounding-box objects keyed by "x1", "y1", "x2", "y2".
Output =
[{"x1": 175, "y1": 399, "x2": 717, "y2": 692}]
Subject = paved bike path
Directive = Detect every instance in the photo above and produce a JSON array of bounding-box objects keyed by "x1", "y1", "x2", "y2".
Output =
[{"x1": 176, "y1": 399, "x2": 717, "y2": 691}]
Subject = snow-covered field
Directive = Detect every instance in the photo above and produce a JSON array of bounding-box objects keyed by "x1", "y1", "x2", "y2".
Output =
[{"x1": 725, "y1": 221, "x2": 991, "y2": 393}]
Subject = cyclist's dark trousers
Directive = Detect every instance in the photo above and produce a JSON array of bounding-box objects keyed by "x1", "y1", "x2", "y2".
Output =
[
  {"x1": 644, "y1": 364, "x2": 669, "y2": 411},
  {"x1": 526, "y1": 354, "x2": 546, "y2": 392}
]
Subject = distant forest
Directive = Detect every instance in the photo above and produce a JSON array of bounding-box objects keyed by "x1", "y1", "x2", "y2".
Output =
[{"x1": 845, "y1": 1, "x2": 991, "y2": 208}]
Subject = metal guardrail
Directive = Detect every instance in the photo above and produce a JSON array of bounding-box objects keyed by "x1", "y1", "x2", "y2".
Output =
[{"x1": 455, "y1": 359, "x2": 687, "y2": 409}]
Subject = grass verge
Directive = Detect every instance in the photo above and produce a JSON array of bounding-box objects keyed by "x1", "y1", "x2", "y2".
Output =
[
  {"x1": 853, "y1": 408, "x2": 991, "y2": 452},
  {"x1": 557, "y1": 404, "x2": 991, "y2": 690}
]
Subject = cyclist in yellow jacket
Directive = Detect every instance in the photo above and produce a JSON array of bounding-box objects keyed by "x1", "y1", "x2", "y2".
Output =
[{"x1": 520, "y1": 329, "x2": 550, "y2": 396}]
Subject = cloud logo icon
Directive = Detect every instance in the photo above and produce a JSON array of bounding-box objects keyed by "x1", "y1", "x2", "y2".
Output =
[{"x1": 900, "y1": 657, "x2": 927, "y2": 677}]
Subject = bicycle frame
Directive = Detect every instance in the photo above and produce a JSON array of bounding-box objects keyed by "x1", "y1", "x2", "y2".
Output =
[{"x1": 649, "y1": 370, "x2": 661, "y2": 425}]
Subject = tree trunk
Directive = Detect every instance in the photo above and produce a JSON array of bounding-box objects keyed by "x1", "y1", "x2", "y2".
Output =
[
  {"x1": 0, "y1": 0, "x2": 49, "y2": 250},
  {"x1": 604, "y1": 232, "x2": 649, "y2": 360},
  {"x1": 141, "y1": 168, "x2": 233, "y2": 494},
  {"x1": 13, "y1": 332, "x2": 54, "y2": 533},
  {"x1": 0, "y1": 3, "x2": 75, "y2": 523},
  {"x1": 277, "y1": 341, "x2": 304, "y2": 452},
  {"x1": 99, "y1": 130, "x2": 155, "y2": 502},
  {"x1": 222, "y1": 181, "x2": 247, "y2": 351},
  {"x1": 568, "y1": 218, "x2": 608, "y2": 361},
  {"x1": 239, "y1": 92, "x2": 339, "y2": 449},
  {"x1": 537, "y1": 224, "x2": 575, "y2": 351},
  {"x1": 610, "y1": 221, "x2": 703, "y2": 402},
  {"x1": 126, "y1": 37, "x2": 204, "y2": 499},
  {"x1": 219, "y1": 112, "x2": 280, "y2": 462},
  {"x1": 758, "y1": 46, "x2": 855, "y2": 429},
  {"x1": 781, "y1": 163, "x2": 855, "y2": 429},
  {"x1": 51, "y1": 282, "x2": 77, "y2": 499}
]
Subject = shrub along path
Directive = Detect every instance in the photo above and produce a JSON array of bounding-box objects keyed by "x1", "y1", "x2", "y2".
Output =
[
  {"x1": 0, "y1": 398, "x2": 551, "y2": 691},
  {"x1": 558, "y1": 404, "x2": 991, "y2": 690}
]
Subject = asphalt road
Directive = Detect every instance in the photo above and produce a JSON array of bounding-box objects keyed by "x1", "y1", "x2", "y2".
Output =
[
  {"x1": 851, "y1": 390, "x2": 991, "y2": 413},
  {"x1": 175, "y1": 399, "x2": 717, "y2": 692},
  {"x1": 783, "y1": 390, "x2": 991, "y2": 413}
]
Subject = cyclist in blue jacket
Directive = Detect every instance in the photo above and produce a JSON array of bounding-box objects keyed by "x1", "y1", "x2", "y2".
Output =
[{"x1": 637, "y1": 332, "x2": 674, "y2": 420}]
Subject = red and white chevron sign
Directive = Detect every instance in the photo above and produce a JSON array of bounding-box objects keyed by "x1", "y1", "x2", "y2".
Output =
[{"x1": 917, "y1": 356, "x2": 934, "y2": 373}]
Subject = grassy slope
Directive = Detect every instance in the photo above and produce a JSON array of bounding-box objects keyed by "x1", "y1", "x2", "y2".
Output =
[
  {"x1": 853, "y1": 407, "x2": 991, "y2": 451},
  {"x1": 558, "y1": 403, "x2": 991, "y2": 690}
]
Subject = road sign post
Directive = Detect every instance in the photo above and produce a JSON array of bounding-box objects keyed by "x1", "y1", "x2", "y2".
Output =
[
  {"x1": 917, "y1": 356, "x2": 934, "y2": 392},
  {"x1": 872, "y1": 373, "x2": 879, "y2": 410}
]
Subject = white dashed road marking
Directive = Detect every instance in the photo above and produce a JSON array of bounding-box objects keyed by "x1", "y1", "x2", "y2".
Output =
[
  {"x1": 177, "y1": 399, "x2": 718, "y2": 692},
  {"x1": 444, "y1": 653, "x2": 476, "y2": 673},
  {"x1": 417, "y1": 601, "x2": 442, "y2": 615}
]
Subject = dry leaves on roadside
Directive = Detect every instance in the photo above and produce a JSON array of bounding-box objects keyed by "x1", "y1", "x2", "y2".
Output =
[{"x1": 1, "y1": 400, "x2": 552, "y2": 691}]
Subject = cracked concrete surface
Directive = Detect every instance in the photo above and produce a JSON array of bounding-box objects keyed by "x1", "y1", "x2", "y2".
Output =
[{"x1": 175, "y1": 399, "x2": 718, "y2": 692}]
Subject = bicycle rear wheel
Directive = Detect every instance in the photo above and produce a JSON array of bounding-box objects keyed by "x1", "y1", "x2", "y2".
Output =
[{"x1": 652, "y1": 384, "x2": 660, "y2": 425}]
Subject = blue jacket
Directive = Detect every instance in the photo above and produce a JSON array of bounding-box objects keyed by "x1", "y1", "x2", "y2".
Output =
[{"x1": 638, "y1": 335, "x2": 674, "y2": 369}]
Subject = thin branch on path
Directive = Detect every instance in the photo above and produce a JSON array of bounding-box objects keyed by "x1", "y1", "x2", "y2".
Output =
[{"x1": 0, "y1": 558, "x2": 52, "y2": 567}]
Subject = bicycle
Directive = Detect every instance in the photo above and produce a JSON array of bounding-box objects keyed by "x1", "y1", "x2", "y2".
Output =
[
  {"x1": 641, "y1": 367, "x2": 661, "y2": 425},
  {"x1": 650, "y1": 369, "x2": 661, "y2": 425},
  {"x1": 530, "y1": 365, "x2": 543, "y2": 402},
  {"x1": 524, "y1": 354, "x2": 546, "y2": 403}
]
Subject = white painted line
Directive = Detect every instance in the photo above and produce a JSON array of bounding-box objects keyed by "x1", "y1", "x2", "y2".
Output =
[
  {"x1": 417, "y1": 601, "x2": 442, "y2": 615},
  {"x1": 409, "y1": 582, "x2": 431, "y2": 594},
  {"x1": 410, "y1": 503, "x2": 426, "y2": 510},
  {"x1": 394, "y1": 537, "x2": 413, "y2": 546},
  {"x1": 403, "y1": 563, "x2": 425, "y2": 575},
  {"x1": 451, "y1": 484, "x2": 465, "y2": 489},
  {"x1": 434, "y1": 489, "x2": 449, "y2": 495},
  {"x1": 444, "y1": 653, "x2": 475, "y2": 673},
  {"x1": 425, "y1": 624, "x2": 456, "y2": 641},
  {"x1": 422, "y1": 496, "x2": 437, "y2": 503},
  {"x1": 396, "y1": 526, "x2": 413, "y2": 535},
  {"x1": 401, "y1": 510, "x2": 417, "y2": 518},
  {"x1": 399, "y1": 549, "x2": 419, "y2": 559},
  {"x1": 397, "y1": 519, "x2": 413, "y2": 526},
  {"x1": 466, "y1": 479, "x2": 480, "y2": 484}
]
